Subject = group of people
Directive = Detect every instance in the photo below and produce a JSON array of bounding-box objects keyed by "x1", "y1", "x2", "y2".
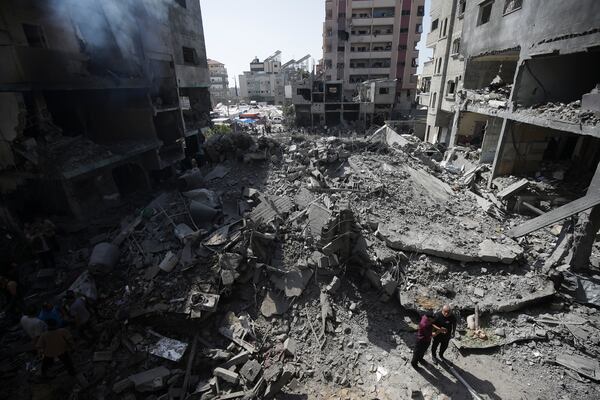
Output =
[
  {"x1": 411, "y1": 304, "x2": 457, "y2": 371},
  {"x1": 16, "y1": 291, "x2": 95, "y2": 378}
]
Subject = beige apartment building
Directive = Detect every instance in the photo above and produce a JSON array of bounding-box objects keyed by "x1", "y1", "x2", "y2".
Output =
[
  {"x1": 420, "y1": 0, "x2": 464, "y2": 145},
  {"x1": 322, "y1": 0, "x2": 425, "y2": 114}
]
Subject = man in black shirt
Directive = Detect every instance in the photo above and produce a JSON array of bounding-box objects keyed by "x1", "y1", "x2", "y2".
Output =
[{"x1": 432, "y1": 304, "x2": 457, "y2": 364}]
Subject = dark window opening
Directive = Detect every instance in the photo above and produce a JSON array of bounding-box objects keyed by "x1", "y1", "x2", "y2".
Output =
[
  {"x1": 400, "y1": 28, "x2": 409, "y2": 33},
  {"x1": 452, "y1": 38, "x2": 461, "y2": 54},
  {"x1": 447, "y1": 80, "x2": 456, "y2": 95},
  {"x1": 182, "y1": 46, "x2": 197, "y2": 64},
  {"x1": 175, "y1": 0, "x2": 186, "y2": 8},
  {"x1": 431, "y1": 19, "x2": 439, "y2": 31},
  {"x1": 22, "y1": 23, "x2": 47, "y2": 48},
  {"x1": 504, "y1": 0, "x2": 523, "y2": 14},
  {"x1": 418, "y1": 6, "x2": 425, "y2": 16},
  {"x1": 478, "y1": 1, "x2": 494, "y2": 26},
  {"x1": 416, "y1": 24, "x2": 423, "y2": 34},
  {"x1": 458, "y1": 0, "x2": 466, "y2": 16},
  {"x1": 379, "y1": 87, "x2": 390, "y2": 95},
  {"x1": 401, "y1": 10, "x2": 411, "y2": 16}
]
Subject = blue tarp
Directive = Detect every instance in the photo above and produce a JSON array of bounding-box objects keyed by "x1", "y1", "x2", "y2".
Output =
[{"x1": 235, "y1": 118, "x2": 257, "y2": 124}]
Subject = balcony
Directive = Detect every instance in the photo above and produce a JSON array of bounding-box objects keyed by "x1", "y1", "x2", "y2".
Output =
[{"x1": 348, "y1": 67, "x2": 391, "y2": 76}]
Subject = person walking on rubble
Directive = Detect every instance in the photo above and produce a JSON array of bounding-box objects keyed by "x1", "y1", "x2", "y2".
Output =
[
  {"x1": 37, "y1": 318, "x2": 76, "y2": 377},
  {"x1": 432, "y1": 304, "x2": 457, "y2": 364},
  {"x1": 411, "y1": 312, "x2": 437, "y2": 371}
]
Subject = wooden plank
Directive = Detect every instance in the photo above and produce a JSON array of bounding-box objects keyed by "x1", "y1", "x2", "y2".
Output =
[
  {"x1": 497, "y1": 178, "x2": 529, "y2": 200},
  {"x1": 507, "y1": 193, "x2": 600, "y2": 237}
]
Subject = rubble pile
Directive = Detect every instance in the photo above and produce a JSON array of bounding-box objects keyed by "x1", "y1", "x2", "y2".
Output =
[
  {"x1": 464, "y1": 85, "x2": 512, "y2": 110},
  {"x1": 519, "y1": 100, "x2": 600, "y2": 126},
  {"x1": 3, "y1": 127, "x2": 600, "y2": 399}
]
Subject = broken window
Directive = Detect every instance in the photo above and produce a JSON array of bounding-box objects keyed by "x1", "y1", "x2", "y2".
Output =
[
  {"x1": 431, "y1": 19, "x2": 439, "y2": 31},
  {"x1": 379, "y1": 87, "x2": 390, "y2": 95},
  {"x1": 337, "y1": 46, "x2": 345, "y2": 52},
  {"x1": 478, "y1": 1, "x2": 494, "y2": 26},
  {"x1": 22, "y1": 23, "x2": 47, "y2": 48},
  {"x1": 504, "y1": 0, "x2": 523, "y2": 14},
  {"x1": 452, "y1": 38, "x2": 461, "y2": 54},
  {"x1": 174, "y1": 0, "x2": 186, "y2": 8},
  {"x1": 412, "y1": 58, "x2": 418, "y2": 68},
  {"x1": 416, "y1": 24, "x2": 423, "y2": 34},
  {"x1": 182, "y1": 46, "x2": 197, "y2": 64}
]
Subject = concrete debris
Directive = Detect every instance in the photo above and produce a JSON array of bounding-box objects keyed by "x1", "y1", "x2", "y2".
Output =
[{"x1": 5, "y1": 124, "x2": 600, "y2": 400}]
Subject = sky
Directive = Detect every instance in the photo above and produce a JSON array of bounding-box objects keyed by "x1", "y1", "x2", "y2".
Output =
[{"x1": 201, "y1": 0, "x2": 433, "y2": 87}]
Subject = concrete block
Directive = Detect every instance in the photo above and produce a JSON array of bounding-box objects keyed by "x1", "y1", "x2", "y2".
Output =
[
  {"x1": 214, "y1": 367, "x2": 239, "y2": 384},
  {"x1": 220, "y1": 351, "x2": 250, "y2": 369},
  {"x1": 89, "y1": 242, "x2": 119, "y2": 273},
  {"x1": 283, "y1": 338, "x2": 297, "y2": 356},
  {"x1": 239, "y1": 359, "x2": 262, "y2": 383}
]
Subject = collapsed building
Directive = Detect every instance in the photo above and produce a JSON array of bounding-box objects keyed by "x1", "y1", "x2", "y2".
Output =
[{"x1": 0, "y1": 0, "x2": 212, "y2": 221}]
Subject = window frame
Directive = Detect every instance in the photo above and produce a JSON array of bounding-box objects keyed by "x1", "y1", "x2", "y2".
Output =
[
  {"x1": 477, "y1": 1, "x2": 494, "y2": 26},
  {"x1": 503, "y1": 0, "x2": 523, "y2": 16}
]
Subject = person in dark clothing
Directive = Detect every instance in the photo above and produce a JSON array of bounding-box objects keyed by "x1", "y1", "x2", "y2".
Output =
[
  {"x1": 432, "y1": 304, "x2": 457, "y2": 364},
  {"x1": 411, "y1": 312, "x2": 436, "y2": 371},
  {"x1": 37, "y1": 318, "x2": 75, "y2": 377}
]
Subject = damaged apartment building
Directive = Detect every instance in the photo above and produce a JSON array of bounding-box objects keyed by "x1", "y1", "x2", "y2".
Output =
[
  {"x1": 0, "y1": 0, "x2": 212, "y2": 221},
  {"x1": 420, "y1": 0, "x2": 600, "y2": 183},
  {"x1": 292, "y1": 0, "x2": 425, "y2": 127}
]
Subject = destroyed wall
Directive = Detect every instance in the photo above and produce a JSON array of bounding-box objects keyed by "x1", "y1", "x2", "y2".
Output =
[
  {"x1": 495, "y1": 122, "x2": 600, "y2": 176},
  {"x1": 462, "y1": 54, "x2": 518, "y2": 91},
  {"x1": 455, "y1": 112, "x2": 503, "y2": 163},
  {"x1": 461, "y1": 0, "x2": 600, "y2": 62},
  {"x1": 514, "y1": 51, "x2": 600, "y2": 108}
]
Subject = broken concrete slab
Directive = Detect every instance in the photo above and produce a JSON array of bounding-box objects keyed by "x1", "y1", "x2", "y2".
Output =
[
  {"x1": 283, "y1": 338, "x2": 297, "y2": 356},
  {"x1": 400, "y1": 164, "x2": 454, "y2": 204},
  {"x1": 497, "y1": 178, "x2": 529, "y2": 201},
  {"x1": 260, "y1": 291, "x2": 290, "y2": 317},
  {"x1": 378, "y1": 225, "x2": 478, "y2": 263},
  {"x1": 554, "y1": 353, "x2": 600, "y2": 381},
  {"x1": 264, "y1": 364, "x2": 295, "y2": 399},
  {"x1": 148, "y1": 336, "x2": 188, "y2": 362},
  {"x1": 478, "y1": 239, "x2": 524, "y2": 264},
  {"x1": 158, "y1": 251, "x2": 179, "y2": 272},
  {"x1": 306, "y1": 203, "x2": 332, "y2": 240},
  {"x1": 378, "y1": 225, "x2": 524, "y2": 264},
  {"x1": 128, "y1": 366, "x2": 171, "y2": 392},
  {"x1": 182, "y1": 188, "x2": 220, "y2": 208},
  {"x1": 214, "y1": 367, "x2": 239, "y2": 384}
]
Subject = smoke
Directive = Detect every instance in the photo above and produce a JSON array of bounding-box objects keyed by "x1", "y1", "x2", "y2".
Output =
[{"x1": 45, "y1": 0, "x2": 174, "y2": 60}]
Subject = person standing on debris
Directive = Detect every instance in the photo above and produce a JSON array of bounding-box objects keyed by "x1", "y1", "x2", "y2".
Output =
[
  {"x1": 63, "y1": 290, "x2": 94, "y2": 340},
  {"x1": 411, "y1": 312, "x2": 436, "y2": 371},
  {"x1": 37, "y1": 318, "x2": 76, "y2": 377},
  {"x1": 431, "y1": 304, "x2": 457, "y2": 364},
  {"x1": 21, "y1": 307, "x2": 48, "y2": 345},
  {"x1": 38, "y1": 302, "x2": 65, "y2": 328},
  {"x1": 1, "y1": 276, "x2": 24, "y2": 323}
]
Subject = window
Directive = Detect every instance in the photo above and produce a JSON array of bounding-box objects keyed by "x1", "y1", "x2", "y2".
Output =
[
  {"x1": 504, "y1": 0, "x2": 522, "y2": 14},
  {"x1": 337, "y1": 46, "x2": 345, "y2": 52},
  {"x1": 416, "y1": 24, "x2": 423, "y2": 34},
  {"x1": 398, "y1": 45, "x2": 407, "y2": 50},
  {"x1": 458, "y1": 0, "x2": 466, "y2": 16},
  {"x1": 478, "y1": 1, "x2": 494, "y2": 25},
  {"x1": 182, "y1": 46, "x2": 197, "y2": 64},
  {"x1": 400, "y1": 28, "x2": 409, "y2": 33},
  {"x1": 431, "y1": 19, "x2": 439, "y2": 31},
  {"x1": 22, "y1": 23, "x2": 47, "y2": 48},
  {"x1": 174, "y1": 0, "x2": 186, "y2": 8},
  {"x1": 401, "y1": 10, "x2": 411, "y2": 16},
  {"x1": 379, "y1": 87, "x2": 389, "y2": 95},
  {"x1": 447, "y1": 80, "x2": 456, "y2": 95},
  {"x1": 431, "y1": 92, "x2": 437, "y2": 107},
  {"x1": 452, "y1": 38, "x2": 460, "y2": 54},
  {"x1": 411, "y1": 58, "x2": 418, "y2": 67},
  {"x1": 417, "y1": 6, "x2": 425, "y2": 16},
  {"x1": 441, "y1": 19, "x2": 447, "y2": 37}
]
